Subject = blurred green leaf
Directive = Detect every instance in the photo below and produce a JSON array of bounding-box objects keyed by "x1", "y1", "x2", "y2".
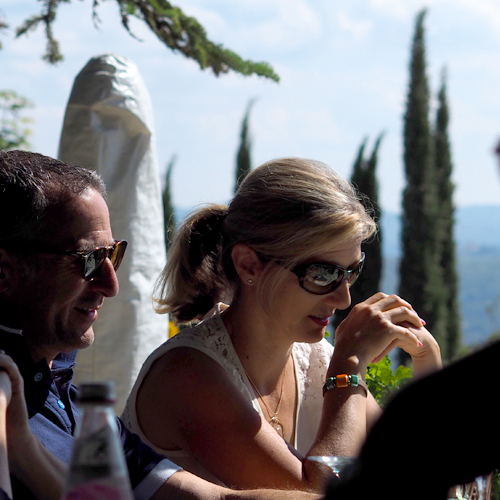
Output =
[
  {"x1": 0, "y1": 90, "x2": 34, "y2": 151},
  {"x1": 366, "y1": 356, "x2": 412, "y2": 407}
]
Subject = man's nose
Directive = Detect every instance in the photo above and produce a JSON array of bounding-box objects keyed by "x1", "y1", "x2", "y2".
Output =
[{"x1": 90, "y1": 258, "x2": 120, "y2": 297}]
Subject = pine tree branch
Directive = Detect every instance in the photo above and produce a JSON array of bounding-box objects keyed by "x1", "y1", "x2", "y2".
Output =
[
  {"x1": 10, "y1": 0, "x2": 280, "y2": 81},
  {"x1": 0, "y1": 12, "x2": 7, "y2": 50}
]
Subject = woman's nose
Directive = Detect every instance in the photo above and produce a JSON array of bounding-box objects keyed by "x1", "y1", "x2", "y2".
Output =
[{"x1": 324, "y1": 280, "x2": 351, "y2": 310}]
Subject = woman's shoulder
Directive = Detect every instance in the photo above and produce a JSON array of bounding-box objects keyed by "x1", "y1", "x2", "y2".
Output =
[
  {"x1": 166, "y1": 304, "x2": 230, "y2": 351},
  {"x1": 160, "y1": 305, "x2": 255, "y2": 403}
]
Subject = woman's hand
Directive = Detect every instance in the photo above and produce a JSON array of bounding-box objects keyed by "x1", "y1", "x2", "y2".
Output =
[
  {"x1": 333, "y1": 292, "x2": 426, "y2": 372},
  {"x1": 395, "y1": 322, "x2": 442, "y2": 378},
  {"x1": 313, "y1": 291, "x2": 425, "y2": 458}
]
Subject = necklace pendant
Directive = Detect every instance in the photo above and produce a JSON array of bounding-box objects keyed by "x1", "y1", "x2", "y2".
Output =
[{"x1": 269, "y1": 416, "x2": 284, "y2": 438}]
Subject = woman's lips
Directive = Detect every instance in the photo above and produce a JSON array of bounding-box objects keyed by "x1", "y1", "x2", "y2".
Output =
[{"x1": 309, "y1": 315, "x2": 330, "y2": 327}]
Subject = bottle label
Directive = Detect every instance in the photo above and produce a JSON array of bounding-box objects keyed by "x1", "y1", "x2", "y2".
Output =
[
  {"x1": 67, "y1": 427, "x2": 121, "y2": 482},
  {"x1": 64, "y1": 426, "x2": 133, "y2": 499},
  {"x1": 64, "y1": 477, "x2": 133, "y2": 500}
]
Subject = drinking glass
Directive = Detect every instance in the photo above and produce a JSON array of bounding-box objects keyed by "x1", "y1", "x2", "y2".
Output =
[
  {"x1": 306, "y1": 456, "x2": 356, "y2": 478},
  {"x1": 447, "y1": 474, "x2": 492, "y2": 500}
]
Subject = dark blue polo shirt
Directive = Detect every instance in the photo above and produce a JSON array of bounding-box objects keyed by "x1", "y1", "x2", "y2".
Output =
[{"x1": 0, "y1": 329, "x2": 180, "y2": 499}]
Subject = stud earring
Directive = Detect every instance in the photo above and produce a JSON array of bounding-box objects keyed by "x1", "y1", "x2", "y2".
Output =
[{"x1": 247, "y1": 279, "x2": 253, "y2": 285}]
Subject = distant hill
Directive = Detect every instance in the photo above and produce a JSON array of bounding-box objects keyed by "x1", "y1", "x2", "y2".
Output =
[
  {"x1": 379, "y1": 205, "x2": 500, "y2": 347},
  {"x1": 381, "y1": 205, "x2": 500, "y2": 257},
  {"x1": 177, "y1": 204, "x2": 500, "y2": 257}
]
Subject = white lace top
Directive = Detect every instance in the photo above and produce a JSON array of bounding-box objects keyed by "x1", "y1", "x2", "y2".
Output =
[{"x1": 121, "y1": 304, "x2": 333, "y2": 484}]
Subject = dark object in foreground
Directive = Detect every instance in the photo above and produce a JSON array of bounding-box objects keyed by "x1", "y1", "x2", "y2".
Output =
[{"x1": 326, "y1": 340, "x2": 500, "y2": 500}]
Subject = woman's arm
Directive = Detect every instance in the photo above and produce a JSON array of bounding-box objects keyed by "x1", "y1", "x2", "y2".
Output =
[
  {"x1": 136, "y1": 348, "x2": 326, "y2": 491},
  {"x1": 306, "y1": 292, "x2": 439, "y2": 462},
  {"x1": 136, "y1": 293, "x2": 441, "y2": 493},
  {"x1": 153, "y1": 469, "x2": 322, "y2": 500}
]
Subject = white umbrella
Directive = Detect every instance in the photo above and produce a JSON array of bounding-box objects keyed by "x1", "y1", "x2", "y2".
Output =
[{"x1": 58, "y1": 53, "x2": 167, "y2": 414}]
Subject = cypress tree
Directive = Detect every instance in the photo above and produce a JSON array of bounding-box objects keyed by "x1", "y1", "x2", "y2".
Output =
[
  {"x1": 333, "y1": 133, "x2": 384, "y2": 329},
  {"x1": 398, "y1": 9, "x2": 447, "y2": 364},
  {"x1": 434, "y1": 68, "x2": 461, "y2": 361},
  {"x1": 162, "y1": 154, "x2": 177, "y2": 252},
  {"x1": 234, "y1": 99, "x2": 255, "y2": 192}
]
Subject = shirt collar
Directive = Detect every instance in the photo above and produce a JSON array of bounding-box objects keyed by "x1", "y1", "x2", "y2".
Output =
[{"x1": 0, "y1": 327, "x2": 77, "y2": 373}]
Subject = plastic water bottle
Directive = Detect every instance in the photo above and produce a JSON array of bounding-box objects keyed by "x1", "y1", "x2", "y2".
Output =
[{"x1": 62, "y1": 382, "x2": 134, "y2": 500}]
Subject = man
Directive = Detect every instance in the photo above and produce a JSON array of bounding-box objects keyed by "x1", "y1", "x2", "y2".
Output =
[{"x1": 0, "y1": 150, "x2": 319, "y2": 500}]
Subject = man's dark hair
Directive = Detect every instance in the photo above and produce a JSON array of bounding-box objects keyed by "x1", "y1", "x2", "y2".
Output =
[{"x1": 0, "y1": 150, "x2": 106, "y2": 244}]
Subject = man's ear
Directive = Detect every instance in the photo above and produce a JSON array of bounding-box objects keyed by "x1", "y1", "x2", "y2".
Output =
[{"x1": 230, "y1": 244, "x2": 264, "y2": 285}]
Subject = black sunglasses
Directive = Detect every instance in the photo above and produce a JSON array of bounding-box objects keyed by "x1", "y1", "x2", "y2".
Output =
[
  {"x1": 1, "y1": 240, "x2": 128, "y2": 281},
  {"x1": 290, "y1": 252, "x2": 365, "y2": 295}
]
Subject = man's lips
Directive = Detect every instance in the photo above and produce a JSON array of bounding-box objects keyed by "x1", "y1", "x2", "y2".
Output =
[{"x1": 75, "y1": 304, "x2": 101, "y2": 319}]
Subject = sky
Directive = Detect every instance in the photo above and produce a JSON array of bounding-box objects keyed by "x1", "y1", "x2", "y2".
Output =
[{"x1": 2, "y1": 0, "x2": 500, "y2": 214}]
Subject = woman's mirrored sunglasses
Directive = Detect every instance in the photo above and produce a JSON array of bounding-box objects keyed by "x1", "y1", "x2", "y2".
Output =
[
  {"x1": 290, "y1": 252, "x2": 365, "y2": 295},
  {"x1": 1, "y1": 239, "x2": 128, "y2": 281}
]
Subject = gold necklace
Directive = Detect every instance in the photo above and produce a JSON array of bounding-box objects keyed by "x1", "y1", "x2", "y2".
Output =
[{"x1": 244, "y1": 364, "x2": 287, "y2": 438}]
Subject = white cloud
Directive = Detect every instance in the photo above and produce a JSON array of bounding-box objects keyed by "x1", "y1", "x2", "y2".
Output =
[
  {"x1": 459, "y1": 0, "x2": 500, "y2": 34},
  {"x1": 194, "y1": 0, "x2": 322, "y2": 54},
  {"x1": 368, "y1": 0, "x2": 436, "y2": 19},
  {"x1": 336, "y1": 11, "x2": 372, "y2": 41}
]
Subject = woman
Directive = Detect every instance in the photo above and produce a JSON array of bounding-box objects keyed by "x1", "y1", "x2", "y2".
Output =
[{"x1": 121, "y1": 158, "x2": 441, "y2": 492}]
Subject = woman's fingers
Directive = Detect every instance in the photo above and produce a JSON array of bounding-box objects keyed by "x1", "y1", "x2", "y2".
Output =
[
  {"x1": 368, "y1": 294, "x2": 424, "y2": 322},
  {"x1": 384, "y1": 305, "x2": 424, "y2": 329},
  {"x1": 371, "y1": 339, "x2": 399, "y2": 364},
  {"x1": 360, "y1": 294, "x2": 425, "y2": 332}
]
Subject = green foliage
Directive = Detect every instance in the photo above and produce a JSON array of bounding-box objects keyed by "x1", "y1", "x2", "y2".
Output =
[
  {"x1": 366, "y1": 356, "x2": 412, "y2": 407},
  {"x1": 0, "y1": 13, "x2": 7, "y2": 50},
  {"x1": 234, "y1": 99, "x2": 255, "y2": 193},
  {"x1": 9, "y1": 0, "x2": 279, "y2": 81},
  {"x1": 162, "y1": 154, "x2": 176, "y2": 252},
  {"x1": 492, "y1": 470, "x2": 500, "y2": 500},
  {"x1": 0, "y1": 90, "x2": 34, "y2": 151}
]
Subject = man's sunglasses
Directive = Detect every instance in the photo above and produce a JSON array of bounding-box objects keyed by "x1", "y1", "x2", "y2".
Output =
[
  {"x1": 0, "y1": 240, "x2": 127, "y2": 281},
  {"x1": 290, "y1": 252, "x2": 365, "y2": 295}
]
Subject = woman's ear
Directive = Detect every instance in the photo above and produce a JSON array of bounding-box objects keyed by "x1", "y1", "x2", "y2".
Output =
[{"x1": 230, "y1": 244, "x2": 263, "y2": 285}]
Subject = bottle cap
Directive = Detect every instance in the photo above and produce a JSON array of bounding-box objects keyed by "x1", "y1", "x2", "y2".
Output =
[{"x1": 76, "y1": 381, "x2": 117, "y2": 404}]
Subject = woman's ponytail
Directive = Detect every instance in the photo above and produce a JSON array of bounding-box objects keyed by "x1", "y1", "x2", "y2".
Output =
[{"x1": 154, "y1": 204, "x2": 229, "y2": 323}]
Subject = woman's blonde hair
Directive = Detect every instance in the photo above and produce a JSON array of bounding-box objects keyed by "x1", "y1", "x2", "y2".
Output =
[{"x1": 155, "y1": 157, "x2": 377, "y2": 323}]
